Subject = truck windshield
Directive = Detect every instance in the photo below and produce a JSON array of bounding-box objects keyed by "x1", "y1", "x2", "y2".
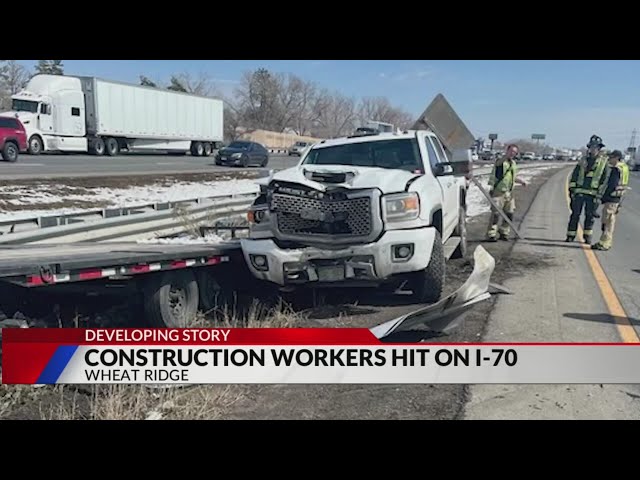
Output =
[
  {"x1": 12, "y1": 99, "x2": 39, "y2": 113},
  {"x1": 303, "y1": 138, "x2": 424, "y2": 172}
]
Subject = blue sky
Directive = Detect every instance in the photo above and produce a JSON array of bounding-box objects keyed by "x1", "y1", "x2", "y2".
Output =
[{"x1": 17, "y1": 60, "x2": 640, "y2": 149}]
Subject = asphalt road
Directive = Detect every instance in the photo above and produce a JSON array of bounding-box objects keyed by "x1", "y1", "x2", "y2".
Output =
[
  {"x1": 0, "y1": 153, "x2": 300, "y2": 180},
  {"x1": 596, "y1": 170, "x2": 640, "y2": 329},
  {"x1": 465, "y1": 167, "x2": 640, "y2": 420}
]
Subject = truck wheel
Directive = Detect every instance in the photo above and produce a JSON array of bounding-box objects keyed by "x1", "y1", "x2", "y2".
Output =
[
  {"x1": 203, "y1": 142, "x2": 212, "y2": 157},
  {"x1": 197, "y1": 269, "x2": 233, "y2": 317},
  {"x1": 28, "y1": 136, "x2": 43, "y2": 155},
  {"x1": 91, "y1": 138, "x2": 105, "y2": 156},
  {"x1": 105, "y1": 138, "x2": 120, "y2": 156},
  {"x1": 408, "y1": 230, "x2": 445, "y2": 304},
  {"x1": 191, "y1": 142, "x2": 204, "y2": 157},
  {"x1": 451, "y1": 206, "x2": 468, "y2": 259},
  {"x1": 2, "y1": 142, "x2": 19, "y2": 162},
  {"x1": 143, "y1": 270, "x2": 199, "y2": 328}
]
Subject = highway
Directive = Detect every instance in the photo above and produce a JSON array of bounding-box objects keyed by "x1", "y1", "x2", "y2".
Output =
[
  {"x1": 0, "y1": 153, "x2": 300, "y2": 180},
  {"x1": 465, "y1": 168, "x2": 640, "y2": 420}
]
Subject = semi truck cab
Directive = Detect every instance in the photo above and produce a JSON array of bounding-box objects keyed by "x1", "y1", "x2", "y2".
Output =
[{"x1": 1, "y1": 75, "x2": 87, "y2": 154}]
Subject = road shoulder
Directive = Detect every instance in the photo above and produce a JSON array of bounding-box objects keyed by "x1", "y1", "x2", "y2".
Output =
[{"x1": 464, "y1": 168, "x2": 640, "y2": 420}]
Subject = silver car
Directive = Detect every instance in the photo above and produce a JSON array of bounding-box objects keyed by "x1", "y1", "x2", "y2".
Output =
[{"x1": 288, "y1": 141, "x2": 312, "y2": 156}]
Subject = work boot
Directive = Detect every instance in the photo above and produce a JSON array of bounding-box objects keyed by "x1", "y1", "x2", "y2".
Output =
[
  {"x1": 592, "y1": 243, "x2": 609, "y2": 251},
  {"x1": 499, "y1": 234, "x2": 509, "y2": 241},
  {"x1": 584, "y1": 235, "x2": 592, "y2": 245},
  {"x1": 486, "y1": 236, "x2": 498, "y2": 243},
  {"x1": 565, "y1": 236, "x2": 575, "y2": 243}
]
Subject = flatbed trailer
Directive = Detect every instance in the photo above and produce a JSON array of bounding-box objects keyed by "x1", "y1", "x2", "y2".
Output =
[{"x1": 0, "y1": 241, "x2": 247, "y2": 328}]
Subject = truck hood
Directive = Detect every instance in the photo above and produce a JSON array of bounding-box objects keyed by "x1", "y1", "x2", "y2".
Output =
[
  {"x1": 270, "y1": 165, "x2": 421, "y2": 193},
  {"x1": 0, "y1": 111, "x2": 36, "y2": 126}
]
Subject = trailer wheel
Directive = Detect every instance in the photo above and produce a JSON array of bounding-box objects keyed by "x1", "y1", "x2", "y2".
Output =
[
  {"x1": 143, "y1": 270, "x2": 199, "y2": 328},
  {"x1": 105, "y1": 137, "x2": 120, "y2": 156},
  {"x1": 197, "y1": 269, "x2": 233, "y2": 317},
  {"x1": 28, "y1": 135, "x2": 43, "y2": 155},
  {"x1": 191, "y1": 142, "x2": 204, "y2": 157},
  {"x1": 203, "y1": 142, "x2": 212, "y2": 157}
]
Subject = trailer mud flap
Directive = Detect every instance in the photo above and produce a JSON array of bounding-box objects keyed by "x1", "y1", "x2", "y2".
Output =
[{"x1": 370, "y1": 245, "x2": 495, "y2": 340}]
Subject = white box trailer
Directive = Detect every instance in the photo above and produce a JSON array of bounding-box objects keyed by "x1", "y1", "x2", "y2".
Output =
[{"x1": 1, "y1": 74, "x2": 224, "y2": 157}]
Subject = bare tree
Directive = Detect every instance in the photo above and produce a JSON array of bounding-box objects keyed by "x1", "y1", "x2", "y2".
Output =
[
  {"x1": 167, "y1": 75, "x2": 188, "y2": 92},
  {"x1": 313, "y1": 91, "x2": 357, "y2": 138},
  {"x1": 3, "y1": 61, "x2": 30, "y2": 95},
  {"x1": 35, "y1": 60, "x2": 64, "y2": 75},
  {"x1": 234, "y1": 68, "x2": 282, "y2": 131},
  {"x1": 357, "y1": 97, "x2": 414, "y2": 129},
  {"x1": 169, "y1": 72, "x2": 219, "y2": 97},
  {"x1": 139, "y1": 75, "x2": 158, "y2": 87}
]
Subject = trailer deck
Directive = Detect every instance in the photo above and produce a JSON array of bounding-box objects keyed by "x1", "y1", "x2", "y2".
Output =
[{"x1": 0, "y1": 241, "x2": 242, "y2": 286}]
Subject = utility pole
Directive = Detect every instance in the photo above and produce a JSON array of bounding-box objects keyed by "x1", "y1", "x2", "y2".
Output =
[{"x1": 627, "y1": 129, "x2": 637, "y2": 161}]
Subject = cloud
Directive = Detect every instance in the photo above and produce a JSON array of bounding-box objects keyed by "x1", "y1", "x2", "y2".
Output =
[{"x1": 378, "y1": 67, "x2": 437, "y2": 82}]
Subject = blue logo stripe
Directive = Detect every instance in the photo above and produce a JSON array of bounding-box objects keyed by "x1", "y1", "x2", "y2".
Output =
[{"x1": 36, "y1": 346, "x2": 79, "y2": 384}]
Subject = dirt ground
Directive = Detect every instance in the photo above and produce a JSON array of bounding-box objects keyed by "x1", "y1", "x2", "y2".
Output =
[{"x1": 0, "y1": 166, "x2": 569, "y2": 420}]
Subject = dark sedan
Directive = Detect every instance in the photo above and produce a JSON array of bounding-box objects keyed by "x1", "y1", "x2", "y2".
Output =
[{"x1": 215, "y1": 141, "x2": 269, "y2": 167}]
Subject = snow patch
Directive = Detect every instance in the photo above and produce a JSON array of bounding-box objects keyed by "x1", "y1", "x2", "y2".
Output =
[{"x1": 137, "y1": 233, "x2": 226, "y2": 245}]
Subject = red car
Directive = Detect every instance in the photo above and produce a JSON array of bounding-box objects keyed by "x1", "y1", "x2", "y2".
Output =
[{"x1": 0, "y1": 116, "x2": 28, "y2": 162}]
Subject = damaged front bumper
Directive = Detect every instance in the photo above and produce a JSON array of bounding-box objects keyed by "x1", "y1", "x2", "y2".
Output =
[{"x1": 240, "y1": 227, "x2": 437, "y2": 286}]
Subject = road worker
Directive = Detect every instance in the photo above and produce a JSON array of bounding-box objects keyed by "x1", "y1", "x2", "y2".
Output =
[
  {"x1": 592, "y1": 150, "x2": 630, "y2": 251},
  {"x1": 566, "y1": 135, "x2": 609, "y2": 244},
  {"x1": 486, "y1": 144, "x2": 528, "y2": 241}
]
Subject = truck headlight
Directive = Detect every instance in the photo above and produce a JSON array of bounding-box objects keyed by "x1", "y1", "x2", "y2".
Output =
[
  {"x1": 383, "y1": 192, "x2": 420, "y2": 222},
  {"x1": 232, "y1": 153, "x2": 243, "y2": 159}
]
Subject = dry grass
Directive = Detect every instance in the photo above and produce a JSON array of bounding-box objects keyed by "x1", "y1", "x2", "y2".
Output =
[{"x1": 1, "y1": 303, "x2": 301, "y2": 420}]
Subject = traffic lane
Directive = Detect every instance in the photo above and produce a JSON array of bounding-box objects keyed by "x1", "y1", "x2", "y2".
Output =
[
  {"x1": 591, "y1": 171, "x2": 640, "y2": 338},
  {"x1": 0, "y1": 153, "x2": 299, "y2": 180}
]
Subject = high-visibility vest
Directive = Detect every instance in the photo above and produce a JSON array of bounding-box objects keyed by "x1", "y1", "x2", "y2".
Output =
[
  {"x1": 569, "y1": 155, "x2": 608, "y2": 196},
  {"x1": 490, "y1": 160, "x2": 517, "y2": 194},
  {"x1": 611, "y1": 162, "x2": 630, "y2": 198}
]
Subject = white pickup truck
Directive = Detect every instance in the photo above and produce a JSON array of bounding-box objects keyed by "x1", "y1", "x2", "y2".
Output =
[{"x1": 240, "y1": 129, "x2": 469, "y2": 304}]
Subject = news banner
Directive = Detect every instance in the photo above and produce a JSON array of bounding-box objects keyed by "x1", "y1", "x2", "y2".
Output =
[{"x1": 2, "y1": 328, "x2": 640, "y2": 385}]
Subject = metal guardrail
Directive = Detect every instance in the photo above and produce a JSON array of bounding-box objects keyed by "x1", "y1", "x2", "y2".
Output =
[
  {"x1": 0, "y1": 163, "x2": 561, "y2": 245},
  {"x1": 0, "y1": 193, "x2": 258, "y2": 245},
  {"x1": 0, "y1": 192, "x2": 258, "y2": 237}
]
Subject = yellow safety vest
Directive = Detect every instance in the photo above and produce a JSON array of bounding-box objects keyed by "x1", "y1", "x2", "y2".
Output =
[
  {"x1": 490, "y1": 160, "x2": 517, "y2": 194},
  {"x1": 570, "y1": 155, "x2": 608, "y2": 196},
  {"x1": 611, "y1": 162, "x2": 630, "y2": 198}
]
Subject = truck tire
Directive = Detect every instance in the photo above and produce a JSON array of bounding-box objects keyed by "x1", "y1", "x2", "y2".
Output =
[
  {"x1": 408, "y1": 230, "x2": 445, "y2": 304},
  {"x1": 2, "y1": 141, "x2": 19, "y2": 162},
  {"x1": 105, "y1": 137, "x2": 120, "y2": 156},
  {"x1": 91, "y1": 138, "x2": 106, "y2": 156},
  {"x1": 28, "y1": 135, "x2": 43, "y2": 155},
  {"x1": 191, "y1": 142, "x2": 204, "y2": 157},
  {"x1": 203, "y1": 142, "x2": 212, "y2": 157},
  {"x1": 197, "y1": 269, "x2": 233, "y2": 317},
  {"x1": 451, "y1": 206, "x2": 468, "y2": 259},
  {"x1": 143, "y1": 270, "x2": 199, "y2": 328}
]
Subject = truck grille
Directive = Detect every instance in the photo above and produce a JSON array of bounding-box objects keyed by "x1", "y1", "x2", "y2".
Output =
[{"x1": 271, "y1": 193, "x2": 372, "y2": 237}]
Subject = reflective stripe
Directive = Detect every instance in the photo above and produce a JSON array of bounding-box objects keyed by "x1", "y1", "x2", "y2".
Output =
[
  {"x1": 618, "y1": 163, "x2": 629, "y2": 187},
  {"x1": 576, "y1": 156, "x2": 607, "y2": 194},
  {"x1": 490, "y1": 160, "x2": 517, "y2": 193}
]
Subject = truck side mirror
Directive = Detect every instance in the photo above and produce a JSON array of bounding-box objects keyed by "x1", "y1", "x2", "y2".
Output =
[{"x1": 434, "y1": 163, "x2": 454, "y2": 176}]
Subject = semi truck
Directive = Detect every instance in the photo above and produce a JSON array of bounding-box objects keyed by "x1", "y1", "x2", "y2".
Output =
[{"x1": 0, "y1": 74, "x2": 224, "y2": 157}]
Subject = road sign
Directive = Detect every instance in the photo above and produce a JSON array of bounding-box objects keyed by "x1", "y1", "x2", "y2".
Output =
[
  {"x1": 531, "y1": 134, "x2": 546, "y2": 140},
  {"x1": 489, "y1": 133, "x2": 498, "y2": 140}
]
